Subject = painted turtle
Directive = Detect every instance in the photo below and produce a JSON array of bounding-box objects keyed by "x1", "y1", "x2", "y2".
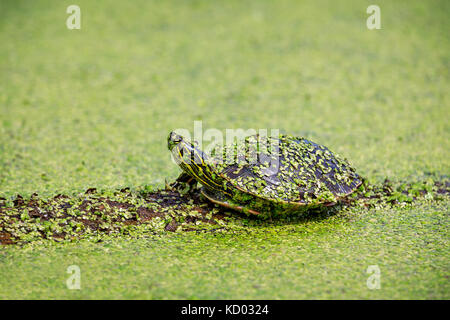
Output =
[{"x1": 168, "y1": 131, "x2": 362, "y2": 216}]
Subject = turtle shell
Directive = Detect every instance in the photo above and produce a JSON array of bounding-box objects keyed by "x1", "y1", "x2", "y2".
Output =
[{"x1": 210, "y1": 134, "x2": 362, "y2": 205}]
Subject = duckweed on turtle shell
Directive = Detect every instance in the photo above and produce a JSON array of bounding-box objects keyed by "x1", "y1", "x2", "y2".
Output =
[{"x1": 211, "y1": 134, "x2": 362, "y2": 207}]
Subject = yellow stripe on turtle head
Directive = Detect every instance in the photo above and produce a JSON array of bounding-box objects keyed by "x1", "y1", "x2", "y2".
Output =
[{"x1": 173, "y1": 140, "x2": 230, "y2": 195}]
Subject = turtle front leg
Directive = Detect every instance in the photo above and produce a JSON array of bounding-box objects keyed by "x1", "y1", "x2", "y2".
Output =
[{"x1": 166, "y1": 172, "x2": 197, "y2": 194}]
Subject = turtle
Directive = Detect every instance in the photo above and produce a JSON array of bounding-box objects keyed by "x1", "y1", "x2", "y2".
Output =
[{"x1": 167, "y1": 131, "x2": 362, "y2": 216}]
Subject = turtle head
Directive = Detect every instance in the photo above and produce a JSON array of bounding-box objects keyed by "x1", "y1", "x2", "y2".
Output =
[
  {"x1": 168, "y1": 131, "x2": 208, "y2": 166},
  {"x1": 168, "y1": 131, "x2": 220, "y2": 189},
  {"x1": 167, "y1": 131, "x2": 184, "y2": 151}
]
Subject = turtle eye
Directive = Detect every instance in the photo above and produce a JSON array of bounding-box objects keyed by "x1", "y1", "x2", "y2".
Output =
[{"x1": 170, "y1": 132, "x2": 182, "y2": 143}]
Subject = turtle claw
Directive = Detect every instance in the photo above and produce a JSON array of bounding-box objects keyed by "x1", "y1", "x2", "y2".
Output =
[
  {"x1": 165, "y1": 178, "x2": 174, "y2": 191},
  {"x1": 165, "y1": 179, "x2": 187, "y2": 192}
]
